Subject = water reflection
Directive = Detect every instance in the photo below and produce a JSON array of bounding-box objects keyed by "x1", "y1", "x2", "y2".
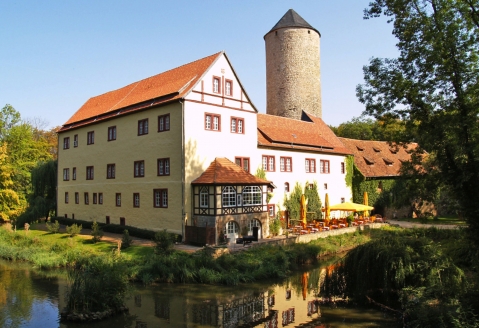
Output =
[{"x1": 0, "y1": 258, "x2": 397, "y2": 328}]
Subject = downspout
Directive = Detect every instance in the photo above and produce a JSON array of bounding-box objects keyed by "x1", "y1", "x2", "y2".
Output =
[{"x1": 181, "y1": 100, "x2": 185, "y2": 240}]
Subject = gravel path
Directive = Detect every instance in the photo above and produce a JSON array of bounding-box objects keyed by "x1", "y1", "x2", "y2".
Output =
[{"x1": 387, "y1": 219, "x2": 461, "y2": 229}]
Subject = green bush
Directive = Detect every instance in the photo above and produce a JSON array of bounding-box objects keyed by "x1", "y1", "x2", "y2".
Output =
[
  {"x1": 46, "y1": 220, "x2": 60, "y2": 233},
  {"x1": 154, "y1": 229, "x2": 175, "y2": 254},
  {"x1": 91, "y1": 221, "x2": 103, "y2": 243},
  {"x1": 121, "y1": 229, "x2": 133, "y2": 249},
  {"x1": 66, "y1": 224, "x2": 82, "y2": 237}
]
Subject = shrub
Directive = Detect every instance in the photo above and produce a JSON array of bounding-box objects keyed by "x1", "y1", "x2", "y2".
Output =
[
  {"x1": 66, "y1": 224, "x2": 82, "y2": 237},
  {"x1": 91, "y1": 221, "x2": 103, "y2": 243},
  {"x1": 121, "y1": 230, "x2": 133, "y2": 249},
  {"x1": 154, "y1": 229, "x2": 175, "y2": 254},
  {"x1": 46, "y1": 220, "x2": 60, "y2": 233}
]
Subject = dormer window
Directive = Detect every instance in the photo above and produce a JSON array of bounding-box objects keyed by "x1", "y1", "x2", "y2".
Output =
[
  {"x1": 364, "y1": 156, "x2": 375, "y2": 165},
  {"x1": 383, "y1": 158, "x2": 394, "y2": 166},
  {"x1": 373, "y1": 147, "x2": 381, "y2": 152},
  {"x1": 356, "y1": 146, "x2": 364, "y2": 151},
  {"x1": 389, "y1": 148, "x2": 398, "y2": 154}
]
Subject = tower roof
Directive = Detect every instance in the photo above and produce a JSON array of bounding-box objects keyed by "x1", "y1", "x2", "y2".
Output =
[{"x1": 265, "y1": 9, "x2": 320, "y2": 36}]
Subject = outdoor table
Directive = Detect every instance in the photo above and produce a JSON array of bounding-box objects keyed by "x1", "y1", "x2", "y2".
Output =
[
  {"x1": 375, "y1": 218, "x2": 383, "y2": 223},
  {"x1": 322, "y1": 226, "x2": 330, "y2": 231},
  {"x1": 310, "y1": 227, "x2": 319, "y2": 233},
  {"x1": 339, "y1": 223, "x2": 346, "y2": 228},
  {"x1": 300, "y1": 229, "x2": 309, "y2": 235}
]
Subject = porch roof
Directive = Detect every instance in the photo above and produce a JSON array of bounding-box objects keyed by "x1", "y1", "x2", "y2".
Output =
[{"x1": 192, "y1": 158, "x2": 273, "y2": 186}]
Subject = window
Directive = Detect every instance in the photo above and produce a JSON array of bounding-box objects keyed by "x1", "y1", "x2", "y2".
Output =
[
  {"x1": 108, "y1": 126, "x2": 117, "y2": 141},
  {"x1": 235, "y1": 157, "x2": 250, "y2": 172},
  {"x1": 75, "y1": 192, "x2": 79, "y2": 204},
  {"x1": 73, "y1": 135, "x2": 78, "y2": 147},
  {"x1": 225, "y1": 79, "x2": 232, "y2": 96},
  {"x1": 138, "y1": 119, "x2": 149, "y2": 135},
  {"x1": 230, "y1": 117, "x2": 244, "y2": 134},
  {"x1": 213, "y1": 76, "x2": 220, "y2": 93},
  {"x1": 305, "y1": 159, "x2": 316, "y2": 173},
  {"x1": 222, "y1": 186, "x2": 236, "y2": 207},
  {"x1": 205, "y1": 113, "x2": 220, "y2": 131},
  {"x1": 262, "y1": 156, "x2": 275, "y2": 172},
  {"x1": 133, "y1": 193, "x2": 140, "y2": 208},
  {"x1": 324, "y1": 183, "x2": 328, "y2": 190},
  {"x1": 116, "y1": 193, "x2": 121, "y2": 207},
  {"x1": 107, "y1": 164, "x2": 115, "y2": 179},
  {"x1": 308, "y1": 184, "x2": 314, "y2": 190},
  {"x1": 87, "y1": 131, "x2": 94, "y2": 145},
  {"x1": 154, "y1": 189, "x2": 168, "y2": 208},
  {"x1": 86, "y1": 166, "x2": 94, "y2": 180},
  {"x1": 84, "y1": 192, "x2": 89, "y2": 205},
  {"x1": 280, "y1": 157, "x2": 292, "y2": 172},
  {"x1": 65, "y1": 192, "x2": 69, "y2": 204},
  {"x1": 341, "y1": 162, "x2": 345, "y2": 174},
  {"x1": 99, "y1": 193, "x2": 103, "y2": 204},
  {"x1": 63, "y1": 137, "x2": 70, "y2": 149},
  {"x1": 72, "y1": 167, "x2": 76, "y2": 180},
  {"x1": 284, "y1": 182, "x2": 290, "y2": 192},
  {"x1": 341, "y1": 197, "x2": 345, "y2": 203},
  {"x1": 63, "y1": 168, "x2": 70, "y2": 181},
  {"x1": 93, "y1": 193, "x2": 97, "y2": 204},
  {"x1": 320, "y1": 160, "x2": 330, "y2": 174},
  {"x1": 120, "y1": 217, "x2": 125, "y2": 226},
  {"x1": 242, "y1": 186, "x2": 262, "y2": 205},
  {"x1": 268, "y1": 204, "x2": 275, "y2": 217},
  {"x1": 105, "y1": 216, "x2": 110, "y2": 224},
  {"x1": 134, "y1": 161, "x2": 145, "y2": 177},
  {"x1": 157, "y1": 158, "x2": 170, "y2": 176},
  {"x1": 200, "y1": 186, "x2": 208, "y2": 208},
  {"x1": 158, "y1": 114, "x2": 170, "y2": 132}
]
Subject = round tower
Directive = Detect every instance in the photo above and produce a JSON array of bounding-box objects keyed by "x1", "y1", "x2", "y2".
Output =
[{"x1": 265, "y1": 9, "x2": 322, "y2": 119}]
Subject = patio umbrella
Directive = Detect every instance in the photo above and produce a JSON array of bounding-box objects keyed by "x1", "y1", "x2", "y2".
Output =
[
  {"x1": 324, "y1": 193, "x2": 330, "y2": 223},
  {"x1": 328, "y1": 202, "x2": 374, "y2": 212},
  {"x1": 300, "y1": 194, "x2": 307, "y2": 227},
  {"x1": 363, "y1": 191, "x2": 369, "y2": 217}
]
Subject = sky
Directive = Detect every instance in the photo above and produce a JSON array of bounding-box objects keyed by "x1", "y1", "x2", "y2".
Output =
[{"x1": 0, "y1": 1, "x2": 399, "y2": 130}]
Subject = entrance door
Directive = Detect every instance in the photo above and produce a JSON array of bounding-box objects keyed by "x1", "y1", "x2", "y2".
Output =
[
  {"x1": 248, "y1": 219, "x2": 262, "y2": 239},
  {"x1": 224, "y1": 221, "x2": 239, "y2": 242}
]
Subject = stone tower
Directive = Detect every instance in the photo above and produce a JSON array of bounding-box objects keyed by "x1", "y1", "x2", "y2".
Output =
[{"x1": 265, "y1": 9, "x2": 322, "y2": 119}]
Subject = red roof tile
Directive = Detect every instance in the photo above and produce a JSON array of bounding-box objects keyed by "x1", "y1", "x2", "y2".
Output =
[
  {"x1": 62, "y1": 52, "x2": 222, "y2": 127},
  {"x1": 339, "y1": 138, "x2": 418, "y2": 178},
  {"x1": 257, "y1": 112, "x2": 352, "y2": 155},
  {"x1": 192, "y1": 158, "x2": 272, "y2": 185}
]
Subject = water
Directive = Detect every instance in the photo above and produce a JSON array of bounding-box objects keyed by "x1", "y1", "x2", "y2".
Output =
[{"x1": 0, "y1": 259, "x2": 398, "y2": 328}]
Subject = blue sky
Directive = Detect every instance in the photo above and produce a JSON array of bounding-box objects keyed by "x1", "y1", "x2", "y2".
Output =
[{"x1": 0, "y1": 1, "x2": 398, "y2": 129}]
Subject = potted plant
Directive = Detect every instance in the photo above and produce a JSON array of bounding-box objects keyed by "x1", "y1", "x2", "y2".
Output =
[{"x1": 346, "y1": 214, "x2": 354, "y2": 227}]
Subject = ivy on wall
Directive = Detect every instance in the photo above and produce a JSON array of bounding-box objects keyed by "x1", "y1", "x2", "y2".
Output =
[{"x1": 345, "y1": 155, "x2": 354, "y2": 190}]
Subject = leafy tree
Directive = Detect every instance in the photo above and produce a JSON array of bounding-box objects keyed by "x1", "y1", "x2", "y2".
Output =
[
  {"x1": 304, "y1": 181, "x2": 322, "y2": 219},
  {"x1": 330, "y1": 116, "x2": 406, "y2": 141},
  {"x1": 284, "y1": 182, "x2": 302, "y2": 221},
  {"x1": 0, "y1": 143, "x2": 22, "y2": 221},
  {"x1": 357, "y1": 0, "x2": 479, "y2": 247}
]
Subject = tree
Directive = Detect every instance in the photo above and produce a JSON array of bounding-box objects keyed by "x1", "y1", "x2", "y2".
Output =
[
  {"x1": 0, "y1": 143, "x2": 23, "y2": 221},
  {"x1": 330, "y1": 116, "x2": 406, "y2": 141},
  {"x1": 357, "y1": 0, "x2": 479, "y2": 248},
  {"x1": 304, "y1": 181, "x2": 322, "y2": 219}
]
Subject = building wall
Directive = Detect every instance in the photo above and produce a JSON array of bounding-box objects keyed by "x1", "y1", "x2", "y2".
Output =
[
  {"x1": 265, "y1": 27, "x2": 321, "y2": 119},
  {"x1": 57, "y1": 102, "x2": 184, "y2": 233}
]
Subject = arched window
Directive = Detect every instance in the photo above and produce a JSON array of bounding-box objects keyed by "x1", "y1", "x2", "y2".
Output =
[
  {"x1": 222, "y1": 186, "x2": 236, "y2": 207},
  {"x1": 284, "y1": 182, "x2": 290, "y2": 192},
  {"x1": 200, "y1": 186, "x2": 208, "y2": 208},
  {"x1": 242, "y1": 186, "x2": 262, "y2": 205}
]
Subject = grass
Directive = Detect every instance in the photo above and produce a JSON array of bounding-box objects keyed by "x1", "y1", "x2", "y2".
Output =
[{"x1": 392, "y1": 215, "x2": 467, "y2": 225}]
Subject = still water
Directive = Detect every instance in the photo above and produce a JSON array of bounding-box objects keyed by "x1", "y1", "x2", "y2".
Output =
[{"x1": 0, "y1": 259, "x2": 398, "y2": 328}]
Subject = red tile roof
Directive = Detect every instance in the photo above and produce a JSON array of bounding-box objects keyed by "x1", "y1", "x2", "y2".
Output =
[
  {"x1": 60, "y1": 52, "x2": 222, "y2": 131},
  {"x1": 339, "y1": 138, "x2": 418, "y2": 178},
  {"x1": 192, "y1": 158, "x2": 272, "y2": 185},
  {"x1": 257, "y1": 112, "x2": 352, "y2": 155}
]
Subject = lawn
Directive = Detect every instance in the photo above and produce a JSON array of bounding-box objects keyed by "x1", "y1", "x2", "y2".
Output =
[{"x1": 392, "y1": 215, "x2": 467, "y2": 226}]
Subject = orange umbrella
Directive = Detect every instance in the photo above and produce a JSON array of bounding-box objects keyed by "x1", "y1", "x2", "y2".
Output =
[
  {"x1": 301, "y1": 272, "x2": 309, "y2": 300},
  {"x1": 363, "y1": 191, "x2": 369, "y2": 217},
  {"x1": 300, "y1": 194, "x2": 307, "y2": 226},
  {"x1": 324, "y1": 193, "x2": 330, "y2": 223}
]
